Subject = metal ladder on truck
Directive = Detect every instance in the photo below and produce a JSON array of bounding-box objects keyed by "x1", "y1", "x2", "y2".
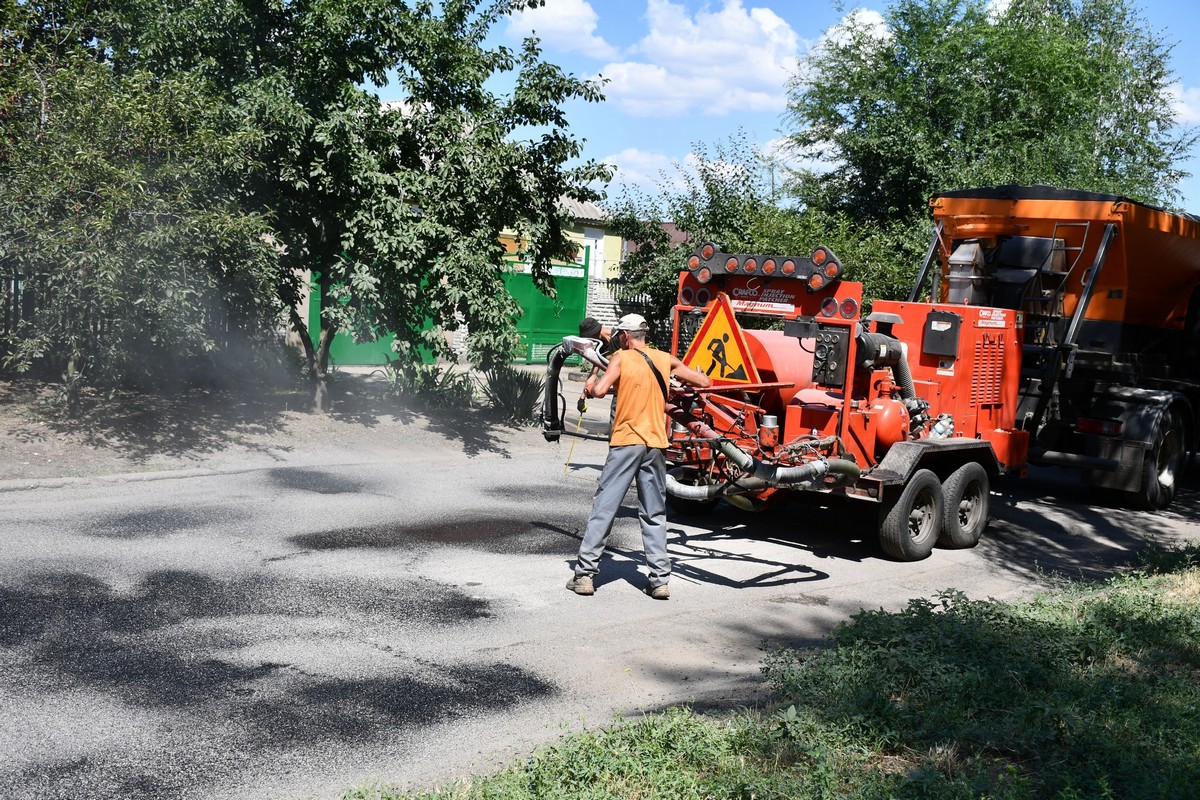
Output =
[{"x1": 1018, "y1": 221, "x2": 1118, "y2": 439}]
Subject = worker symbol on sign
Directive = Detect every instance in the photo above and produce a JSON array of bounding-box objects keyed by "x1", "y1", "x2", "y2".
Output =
[
  {"x1": 705, "y1": 334, "x2": 748, "y2": 381},
  {"x1": 680, "y1": 291, "x2": 760, "y2": 386}
]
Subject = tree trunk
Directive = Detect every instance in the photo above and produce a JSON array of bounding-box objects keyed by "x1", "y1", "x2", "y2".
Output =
[
  {"x1": 312, "y1": 321, "x2": 336, "y2": 412},
  {"x1": 290, "y1": 314, "x2": 336, "y2": 413},
  {"x1": 63, "y1": 349, "x2": 82, "y2": 417},
  {"x1": 297, "y1": 224, "x2": 338, "y2": 412}
]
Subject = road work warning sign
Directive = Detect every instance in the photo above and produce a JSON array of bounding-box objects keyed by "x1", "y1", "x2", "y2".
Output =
[{"x1": 681, "y1": 292, "x2": 760, "y2": 385}]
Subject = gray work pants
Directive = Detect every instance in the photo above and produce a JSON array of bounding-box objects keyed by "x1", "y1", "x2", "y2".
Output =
[{"x1": 574, "y1": 445, "x2": 671, "y2": 587}]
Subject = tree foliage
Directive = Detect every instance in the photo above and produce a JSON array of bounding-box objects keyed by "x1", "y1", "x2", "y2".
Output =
[
  {"x1": 607, "y1": 133, "x2": 782, "y2": 328},
  {"x1": 786, "y1": 0, "x2": 1197, "y2": 223},
  {"x1": 609, "y1": 0, "x2": 1195, "y2": 321},
  {"x1": 1, "y1": 0, "x2": 609, "y2": 408},
  {"x1": 607, "y1": 133, "x2": 924, "y2": 323},
  {"x1": 0, "y1": 5, "x2": 283, "y2": 397}
]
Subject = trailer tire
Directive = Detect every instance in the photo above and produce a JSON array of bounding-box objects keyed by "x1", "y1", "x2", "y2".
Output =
[
  {"x1": 1133, "y1": 407, "x2": 1187, "y2": 511},
  {"x1": 937, "y1": 462, "x2": 989, "y2": 549},
  {"x1": 878, "y1": 469, "x2": 943, "y2": 561}
]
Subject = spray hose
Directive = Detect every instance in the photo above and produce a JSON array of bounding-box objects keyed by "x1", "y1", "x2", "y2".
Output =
[{"x1": 543, "y1": 337, "x2": 610, "y2": 443}]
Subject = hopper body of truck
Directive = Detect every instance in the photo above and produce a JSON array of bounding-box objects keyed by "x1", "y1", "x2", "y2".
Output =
[{"x1": 921, "y1": 186, "x2": 1200, "y2": 509}]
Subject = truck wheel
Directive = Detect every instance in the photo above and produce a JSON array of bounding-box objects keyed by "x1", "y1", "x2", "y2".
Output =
[
  {"x1": 1133, "y1": 408, "x2": 1187, "y2": 511},
  {"x1": 666, "y1": 468, "x2": 720, "y2": 515},
  {"x1": 937, "y1": 462, "x2": 989, "y2": 549},
  {"x1": 878, "y1": 469, "x2": 943, "y2": 561}
]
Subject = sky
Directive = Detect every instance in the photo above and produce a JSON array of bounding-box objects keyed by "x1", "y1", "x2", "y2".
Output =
[{"x1": 460, "y1": 0, "x2": 1200, "y2": 213}]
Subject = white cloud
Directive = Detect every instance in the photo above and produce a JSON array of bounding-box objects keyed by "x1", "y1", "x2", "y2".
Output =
[
  {"x1": 603, "y1": 138, "x2": 818, "y2": 199},
  {"x1": 816, "y1": 8, "x2": 888, "y2": 51},
  {"x1": 986, "y1": 0, "x2": 1012, "y2": 20},
  {"x1": 596, "y1": 0, "x2": 800, "y2": 117},
  {"x1": 602, "y1": 147, "x2": 692, "y2": 196},
  {"x1": 507, "y1": 0, "x2": 619, "y2": 60},
  {"x1": 1171, "y1": 83, "x2": 1200, "y2": 126}
]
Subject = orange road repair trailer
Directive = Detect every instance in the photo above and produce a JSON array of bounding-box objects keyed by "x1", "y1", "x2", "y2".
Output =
[{"x1": 544, "y1": 186, "x2": 1200, "y2": 560}]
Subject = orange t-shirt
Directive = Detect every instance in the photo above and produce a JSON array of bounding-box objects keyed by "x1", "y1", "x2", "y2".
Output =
[{"x1": 609, "y1": 348, "x2": 672, "y2": 449}]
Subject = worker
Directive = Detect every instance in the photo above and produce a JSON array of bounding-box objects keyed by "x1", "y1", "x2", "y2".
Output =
[
  {"x1": 578, "y1": 316, "x2": 613, "y2": 383},
  {"x1": 578, "y1": 316, "x2": 613, "y2": 354},
  {"x1": 578, "y1": 316, "x2": 616, "y2": 418},
  {"x1": 566, "y1": 313, "x2": 712, "y2": 600}
]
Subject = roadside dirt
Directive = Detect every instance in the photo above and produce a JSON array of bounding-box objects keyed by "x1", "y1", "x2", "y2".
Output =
[{"x1": 0, "y1": 371, "x2": 564, "y2": 484}]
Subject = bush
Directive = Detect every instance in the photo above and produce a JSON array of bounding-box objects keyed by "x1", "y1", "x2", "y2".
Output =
[
  {"x1": 372, "y1": 360, "x2": 476, "y2": 411},
  {"x1": 479, "y1": 365, "x2": 544, "y2": 424}
]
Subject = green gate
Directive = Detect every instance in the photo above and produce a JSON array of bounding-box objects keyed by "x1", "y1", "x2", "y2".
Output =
[
  {"x1": 307, "y1": 246, "x2": 590, "y2": 366},
  {"x1": 305, "y1": 273, "x2": 406, "y2": 368},
  {"x1": 502, "y1": 246, "x2": 590, "y2": 364}
]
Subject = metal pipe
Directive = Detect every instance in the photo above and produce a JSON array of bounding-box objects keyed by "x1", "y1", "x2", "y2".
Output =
[
  {"x1": 893, "y1": 342, "x2": 917, "y2": 400},
  {"x1": 907, "y1": 221, "x2": 944, "y2": 302},
  {"x1": 665, "y1": 468, "x2": 725, "y2": 500}
]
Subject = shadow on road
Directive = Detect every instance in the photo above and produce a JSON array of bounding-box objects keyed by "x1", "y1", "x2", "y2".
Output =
[
  {"x1": 0, "y1": 568, "x2": 553, "y2": 800},
  {"x1": 641, "y1": 461, "x2": 1199, "y2": 591},
  {"x1": 982, "y1": 464, "x2": 1200, "y2": 583},
  {"x1": 4, "y1": 372, "x2": 536, "y2": 469}
]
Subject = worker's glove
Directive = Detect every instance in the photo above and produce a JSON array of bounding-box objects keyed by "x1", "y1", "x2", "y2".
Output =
[{"x1": 577, "y1": 394, "x2": 588, "y2": 413}]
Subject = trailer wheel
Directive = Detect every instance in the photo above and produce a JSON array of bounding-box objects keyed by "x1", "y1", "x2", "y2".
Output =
[
  {"x1": 1133, "y1": 408, "x2": 1187, "y2": 511},
  {"x1": 937, "y1": 462, "x2": 989, "y2": 549},
  {"x1": 878, "y1": 469, "x2": 943, "y2": 561}
]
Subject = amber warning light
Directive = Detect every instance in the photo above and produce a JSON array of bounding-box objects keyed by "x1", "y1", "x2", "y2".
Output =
[{"x1": 686, "y1": 243, "x2": 843, "y2": 292}]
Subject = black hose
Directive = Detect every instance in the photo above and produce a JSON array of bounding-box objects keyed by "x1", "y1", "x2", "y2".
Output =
[{"x1": 542, "y1": 344, "x2": 568, "y2": 442}]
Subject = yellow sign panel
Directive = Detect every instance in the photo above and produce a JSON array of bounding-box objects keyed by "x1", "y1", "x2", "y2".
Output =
[{"x1": 681, "y1": 292, "x2": 760, "y2": 385}]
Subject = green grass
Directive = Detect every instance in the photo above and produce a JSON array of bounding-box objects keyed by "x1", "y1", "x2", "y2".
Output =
[{"x1": 345, "y1": 545, "x2": 1200, "y2": 800}]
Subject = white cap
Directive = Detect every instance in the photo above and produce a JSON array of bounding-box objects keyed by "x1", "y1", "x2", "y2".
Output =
[{"x1": 614, "y1": 313, "x2": 649, "y2": 332}]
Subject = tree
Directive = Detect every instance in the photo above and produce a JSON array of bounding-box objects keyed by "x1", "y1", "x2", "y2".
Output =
[
  {"x1": 608, "y1": 133, "x2": 781, "y2": 329},
  {"x1": 0, "y1": 7, "x2": 282, "y2": 402},
  {"x1": 786, "y1": 0, "x2": 1197, "y2": 224},
  {"x1": 608, "y1": 132, "x2": 920, "y2": 323},
  {"x1": 127, "y1": 0, "x2": 610, "y2": 408},
  {"x1": 2, "y1": 0, "x2": 609, "y2": 409}
]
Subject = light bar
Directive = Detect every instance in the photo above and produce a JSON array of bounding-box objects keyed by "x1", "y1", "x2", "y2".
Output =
[{"x1": 686, "y1": 242, "x2": 844, "y2": 291}]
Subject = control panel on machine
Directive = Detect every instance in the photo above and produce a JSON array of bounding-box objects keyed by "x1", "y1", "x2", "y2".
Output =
[
  {"x1": 784, "y1": 317, "x2": 851, "y2": 388},
  {"x1": 811, "y1": 325, "x2": 850, "y2": 387}
]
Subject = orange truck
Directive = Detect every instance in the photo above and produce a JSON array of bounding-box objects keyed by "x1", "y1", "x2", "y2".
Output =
[{"x1": 543, "y1": 185, "x2": 1200, "y2": 560}]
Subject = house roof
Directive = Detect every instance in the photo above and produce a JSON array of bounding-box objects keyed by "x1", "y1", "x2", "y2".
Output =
[{"x1": 560, "y1": 196, "x2": 608, "y2": 225}]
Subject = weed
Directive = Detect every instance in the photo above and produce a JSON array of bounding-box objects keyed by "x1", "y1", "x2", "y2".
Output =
[
  {"x1": 478, "y1": 364, "x2": 544, "y2": 425},
  {"x1": 371, "y1": 359, "x2": 476, "y2": 411}
]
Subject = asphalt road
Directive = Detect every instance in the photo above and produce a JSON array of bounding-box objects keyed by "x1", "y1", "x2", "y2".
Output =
[{"x1": 2, "y1": 408, "x2": 1198, "y2": 800}]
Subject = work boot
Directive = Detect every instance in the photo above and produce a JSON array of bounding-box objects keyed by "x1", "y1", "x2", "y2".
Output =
[
  {"x1": 566, "y1": 575, "x2": 594, "y2": 596},
  {"x1": 644, "y1": 583, "x2": 670, "y2": 600}
]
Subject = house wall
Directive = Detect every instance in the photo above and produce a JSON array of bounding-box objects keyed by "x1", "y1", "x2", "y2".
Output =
[{"x1": 577, "y1": 224, "x2": 624, "y2": 330}]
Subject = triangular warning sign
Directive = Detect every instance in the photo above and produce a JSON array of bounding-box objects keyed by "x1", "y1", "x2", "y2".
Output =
[{"x1": 681, "y1": 292, "x2": 760, "y2": 386}]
